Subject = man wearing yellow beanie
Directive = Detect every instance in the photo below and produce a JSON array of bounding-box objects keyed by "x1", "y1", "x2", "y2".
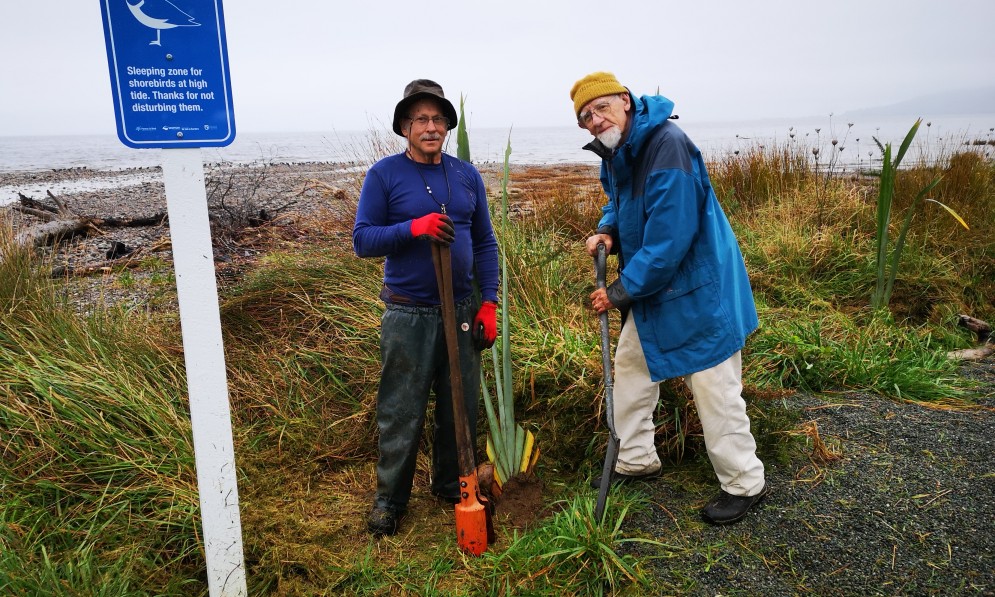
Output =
[{"x1": 574, "y1": 72, "x2": 769, "y2": 525}]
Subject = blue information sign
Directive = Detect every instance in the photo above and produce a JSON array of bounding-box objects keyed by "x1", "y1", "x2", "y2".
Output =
[{"x1": 100, "y1": 0, "x2": 236, "y2": 148}]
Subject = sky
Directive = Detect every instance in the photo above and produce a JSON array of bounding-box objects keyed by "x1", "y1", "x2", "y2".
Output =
[{"x1": 1, "y1": 0, "x2": 993, "y2": 137}]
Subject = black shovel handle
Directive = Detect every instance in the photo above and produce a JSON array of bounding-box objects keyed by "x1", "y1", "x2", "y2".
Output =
[
  {"x1": 594, "y1": 243, "x2": 621, "y2": 522},
  {"x1": 594, "y1": 244, "x2": 616, "y2": 437}
]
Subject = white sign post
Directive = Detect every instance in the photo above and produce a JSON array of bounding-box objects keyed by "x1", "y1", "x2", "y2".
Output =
[
  {"x1": 162, "y1": 148, "x2": 246, "y2": 596},
  {"x1": 100, "y1": 2, "x2": 246, "y2": 594}
]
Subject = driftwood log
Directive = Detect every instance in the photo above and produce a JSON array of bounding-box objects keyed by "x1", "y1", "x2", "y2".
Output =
[
  {"x1": 5, "y1": 190, "x2": 168, "y2": 276},
  {"x1": 13, "y1": 191, "x2": 99, "y2": 247},
  {"x1": 12, "y1": 190, "x2": 166, "y2": 246},
  {"x1": 947, "y1": 315, "x2": 994, "y2": 361}
]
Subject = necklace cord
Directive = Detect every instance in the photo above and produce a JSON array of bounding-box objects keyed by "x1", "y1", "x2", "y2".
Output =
[{"x1": 409, "y1": 151, "x2": 452, "y2": 214}]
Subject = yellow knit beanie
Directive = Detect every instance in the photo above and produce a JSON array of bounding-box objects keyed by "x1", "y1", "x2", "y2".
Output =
[{"x1": 570, "y1": 71, "x2": 627, "y2": 117}]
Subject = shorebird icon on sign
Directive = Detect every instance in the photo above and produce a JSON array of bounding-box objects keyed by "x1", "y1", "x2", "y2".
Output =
[{"x1": 126, "y1": 0, "x2": 200, "y2": 46}]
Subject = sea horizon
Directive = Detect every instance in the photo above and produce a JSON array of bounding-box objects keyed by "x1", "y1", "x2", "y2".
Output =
[{"x1": 2, "y1": 113, "x2": 993, "y2": 175}]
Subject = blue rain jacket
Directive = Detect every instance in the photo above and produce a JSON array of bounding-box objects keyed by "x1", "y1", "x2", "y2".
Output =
[{"x1": 586, "y1": 93, "x2": 758, "y2": 381}]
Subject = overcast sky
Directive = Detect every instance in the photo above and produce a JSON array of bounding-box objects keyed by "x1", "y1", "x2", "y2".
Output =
[{"x1": 2, "y1": 0, "x2": 993, "y2": 137}]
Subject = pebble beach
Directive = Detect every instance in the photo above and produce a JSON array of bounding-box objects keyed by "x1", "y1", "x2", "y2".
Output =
[{"x1": 1, "y1": 161, "x2": 359, "y2": 270}]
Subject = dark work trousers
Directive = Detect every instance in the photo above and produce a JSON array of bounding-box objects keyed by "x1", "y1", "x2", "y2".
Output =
[{"x1": 373, "y1": 296, "x2": 480, "y2": 514}]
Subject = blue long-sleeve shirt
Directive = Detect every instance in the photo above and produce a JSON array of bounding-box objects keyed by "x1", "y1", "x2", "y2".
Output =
[{"x1": 353, "y1": 151, "x2": 499, "y2": 304}]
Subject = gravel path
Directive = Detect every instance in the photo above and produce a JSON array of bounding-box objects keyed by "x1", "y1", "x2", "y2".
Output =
[{"x1": 629, "y1": 360, "x2": 995, "y2": 596}]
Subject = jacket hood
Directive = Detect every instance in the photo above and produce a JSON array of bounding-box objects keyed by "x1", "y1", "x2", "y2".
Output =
[
  {"x1": 583, "y1": 92, "x2": 675, "y2": 159},
  {"x1": 624, "y1": 94, "x2": 675, "y2": 153}
]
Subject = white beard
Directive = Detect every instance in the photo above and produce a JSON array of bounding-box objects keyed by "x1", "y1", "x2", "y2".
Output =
[{"x1": 596, "y1": 126, "x2": 623, "y2": 150}]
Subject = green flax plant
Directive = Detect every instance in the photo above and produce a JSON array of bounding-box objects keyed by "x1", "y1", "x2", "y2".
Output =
[
  {"x1": 456, "y1": 93, "x2": 471, "y2": 163},
  {"x1": 456, "y1": 93, "x2": 540, "y2": 482},
  {"x1": 458, "y1": 93, "x2": 544, "y2": 481},
  {"x1": 871, "y1": 119, "x2": 968, "y2": 311},
  {"x1": 453, "y1": 95, "x2": 534, "y2": 482},
  {"x1": 480, "y1": 133, "x2": 537, "y2": 486}
]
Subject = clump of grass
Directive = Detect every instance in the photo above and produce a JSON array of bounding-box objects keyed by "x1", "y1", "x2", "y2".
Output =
[
  {"x1": 747, "y1": 310, "x2": 968, "y2": 400},
  {"x1": 709, "y1": 141, "x2": 815, "y2": 213},
  {"x1": 0, "y1": 222, "x2": 203, "y2": 589},
  {"x1": 220, "y1": 243, "x2": 384, "y2": 465},
  {"x1": 714, "y1": 123, "x2": 994, "y2": 324},
  {"x1": 479, "y1": 492, "x2": 664, "y2": 595},
  {"x1": 895, "y1": 147, "x2": 995, "y2": 301}
]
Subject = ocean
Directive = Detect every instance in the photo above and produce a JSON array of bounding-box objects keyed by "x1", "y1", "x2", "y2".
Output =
[{"x1": 2, "y1": 112, "x2": 993, "y2": 192}]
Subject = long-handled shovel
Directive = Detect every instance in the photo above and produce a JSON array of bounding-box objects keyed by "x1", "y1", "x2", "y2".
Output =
[
  {"x1": 594, "y1": 243, "x2": 621, "y2": 522},
  {"x1": 431, "y1": 242, "x2": 495, "y2": 556}
]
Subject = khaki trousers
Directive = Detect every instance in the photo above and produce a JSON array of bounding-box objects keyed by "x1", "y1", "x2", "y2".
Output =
[{"x1": 612, "y1": 318, "x2": 766, "y2": 496}]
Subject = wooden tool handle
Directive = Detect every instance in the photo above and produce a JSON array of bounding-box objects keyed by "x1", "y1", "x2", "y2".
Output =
[{"x1": 431, "y1": 243, "x2": 475, "y2": 476}]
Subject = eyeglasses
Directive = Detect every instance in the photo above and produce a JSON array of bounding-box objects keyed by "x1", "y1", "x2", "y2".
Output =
[
  {"x1": 408, "y1": 115, "x2": 450, "y2": 129},
  {"x1": 577, "y1": 96, "x2": 619, "y2": 128}
]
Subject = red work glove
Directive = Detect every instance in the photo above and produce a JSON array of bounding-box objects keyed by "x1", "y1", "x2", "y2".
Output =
[
  {"x1": 472, "y1": 301, "x2": 498, "y2": 350},
  {"x1": 410, "y1": 213, "x2": 454, "y2": 245}
]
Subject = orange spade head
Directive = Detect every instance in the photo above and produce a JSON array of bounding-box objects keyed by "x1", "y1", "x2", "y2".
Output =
[{"x1": 454, "y1": 474, "x2": 491, "y2": 556}]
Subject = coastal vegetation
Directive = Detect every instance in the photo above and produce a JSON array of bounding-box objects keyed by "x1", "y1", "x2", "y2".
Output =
[{"x1": 0, "y1": 123, "x2": 993, "y2": 594}]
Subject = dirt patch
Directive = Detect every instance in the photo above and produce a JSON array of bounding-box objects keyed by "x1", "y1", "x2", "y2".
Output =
[{"x1": 489, "y1": 474, "x2": 548, "y2": 530}]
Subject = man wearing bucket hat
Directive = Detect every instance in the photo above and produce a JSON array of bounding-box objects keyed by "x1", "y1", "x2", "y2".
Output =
[
  {"x1": 353, "y1": 79, "x2": 499, "y2": 537},
  {"x1": 572, "y1": 72, "x2": 769, "y2": 525}
]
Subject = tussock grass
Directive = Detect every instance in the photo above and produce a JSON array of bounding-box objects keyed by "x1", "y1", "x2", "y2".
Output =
[
  {"x1": 0, "y1": 222, "x2": 199, "y2": 591},
  {"x1": 220, "y1": 241, "x2": 384, "y2": 465},
  {"x1": 723, "y1": 137, "x2": 994, "y2": 318},
  {"x1": 710, "y1": 142, "x2": 816, "y2": 211}
]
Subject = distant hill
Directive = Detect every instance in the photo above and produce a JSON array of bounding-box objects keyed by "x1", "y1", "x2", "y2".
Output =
[{"x1": 844, "y1": 87, "x2": 995, "y2": 118}]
